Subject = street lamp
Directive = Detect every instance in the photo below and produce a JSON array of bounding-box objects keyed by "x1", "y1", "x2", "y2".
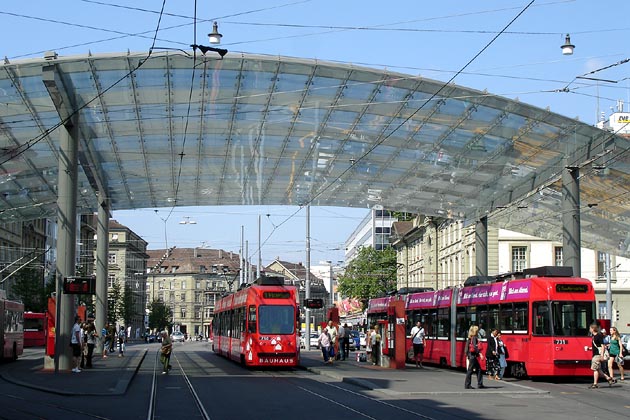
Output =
[
  {"x1": 561, "y1": 34, "x2": 575, "y2": 55},
  {"x1": 191, "y1": 22, "x2": 228, "y2": 57}
]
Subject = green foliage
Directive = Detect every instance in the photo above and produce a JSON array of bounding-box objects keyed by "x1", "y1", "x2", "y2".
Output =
[
  {"x1": 148, "y1": 299, "x2": 172, "y2": 332},
  {"x1": 10, "y1": 268, "x2": 47, "y2": 312},
  {"x1": 337, "y1": 246, "x2": 397, "y2": 309},
  {"x1": 107, "y1": 282, "x2": 122, "y2": 324},
  {"x1": 121, "y1": 284, "x2": 134, "y2": 326}
]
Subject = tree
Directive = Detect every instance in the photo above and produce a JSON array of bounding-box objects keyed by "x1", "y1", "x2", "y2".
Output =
[
  {"x1": 121, "y1": 284, "x2": 134, "y2": 326},
  {"x1": 337, "y1": 246, "x2": 397, "y2": 309},
  {"x1": 10, "y1": 268, "x2": 48, "y2": 312},
  {"x1": 148, "y1": 299, "x2": 172, "y2": 332},
  {"x1": 107, "y1": 282, "x2": 122, "y2": 324}
]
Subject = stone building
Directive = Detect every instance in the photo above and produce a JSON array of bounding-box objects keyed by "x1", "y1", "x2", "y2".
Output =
[
  {"x1": 265, "y1": 259, "x2": 329, "y2": 328},
  {"x1": 391, "y1": 214, "x2": 630, "y2": 329},
  {"x1": 146, "y1": 247, "x2": 240, "y2": 338}
]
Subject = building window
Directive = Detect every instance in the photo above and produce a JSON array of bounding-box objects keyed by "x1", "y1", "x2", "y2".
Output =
[
  {"x1": 111, "y1": 233, "x2": 119, "y2": 242},
  {"x1": 597, "y1": 251, "x2": 605, "y2": 279},
  {"x1": 199, "y1": 265, "x2": 206, "y2": 273},
  {"x1": 194, "y1": 308, "x2": 201, "y2": 319},
  {"x1": 511, "y1": 246, "x2": 527, "y2": 272},
  {"x1": 108, "y1": 252, "x2": 116, "y2": 264},
  {"x1": 598, "y1": 301, "x2": 610, "y2": 319},
  {"x1": 180, "y1": 292, "x2": 186, "y2": 302},
  {"x1": 171, "y1": 266, "x2": 179, "y2": 273},
  {"x1": 180, "y1": 307, "x2": 186, "y2": 318},
  {"x1": 181, "y1": 281, "x2": 186, "y2": 289},
  {"x1": 554, "y1": 247, "x2": 563, "y2": 266},
  {"x1": 108, "y1": 274, "x2": 116, "y2": 288},
  {"x1": 195, "y1": 291, "x2": 201, "y2": 303}
]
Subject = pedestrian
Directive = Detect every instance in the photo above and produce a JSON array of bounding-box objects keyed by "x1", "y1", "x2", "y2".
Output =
[
  {"x1": 485, "y1": 328, "x2": 500, "y2": 380},
  {"x1": 108, "y1": 323, "x2": 116, "y2": 353},
  {"x1": 589, "y1": 323, "x2": 616, "y2": 388},
  {"x1": 370, "y1": 325, "x2": 381, "y2": 366},
  {"x1": 464, "y1": 325, "x2": 486, "y2": 389},
  {"x1": 337, "y1": 323, "x2": 346, "y2": 361},
  {"x1": 342, "y1": 323, "x2": 351, "y2": 359},
  {"x1": 326, "y1": 320, "x2": 338, "y2": 360},
  {"x1": 317, "y1": 328, "x2": 332, "y2": 364},
  {"x1": 102, "y1": 323, "x2": 110, "y2": 358},
  {"x1": 600, "y1": 328, "x2": 611, "y2": 377},
  {"x1": 118, "y1": 326, "x2": 126, "y2": 357},
  {"x1": 160, "y1": 330, "x2": 173, "y2": 374},
  {"x1": 410, "y1": 321, "x2": 425, "y2": 368},
  {"x1": 70, "y1": 315, "x2": 83, "y2": 373},
  {"x1": 85, "y1": 320, "x2": 97, "y2": 368},
  {"x1": 607, "y1": 326, "x2": 625, "y2": 381},
  {"x1": 80, "y1": 321, "x2": 88, "y2": 369},
  {"x1": 497, "y1": 331, "x2": 509, "y2": 379}
]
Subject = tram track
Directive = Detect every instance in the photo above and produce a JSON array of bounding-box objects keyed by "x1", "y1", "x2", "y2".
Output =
[{"x1": 146, "y1": 349, "x2": 212, "y2": 420}]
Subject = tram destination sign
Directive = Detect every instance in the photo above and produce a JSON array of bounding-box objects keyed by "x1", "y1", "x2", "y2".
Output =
[
  {"x1": 63, "y1": 276, "x2": 96, "y2": 295},
  {"x1": 555, "y1": 284, "x2": 589, "y2": 293}
]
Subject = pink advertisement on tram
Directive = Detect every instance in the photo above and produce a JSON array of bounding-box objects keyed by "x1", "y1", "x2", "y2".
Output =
[{"x1": 456, "y1": 279, "x2": 531, "y2": 305}]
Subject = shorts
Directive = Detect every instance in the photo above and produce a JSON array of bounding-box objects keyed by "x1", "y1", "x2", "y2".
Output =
[
  {"x1": 591, "y1": 355, "x2": 602, "y2": 371},
  {"x1": 71, "y1": 343, "x2": 82, "y2": 357},
  {"x1": 413, "y1": 343, "x2": 424, "y2": 356}
]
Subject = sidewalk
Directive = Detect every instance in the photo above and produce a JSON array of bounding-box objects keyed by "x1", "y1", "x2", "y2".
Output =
[
  {"x1": 0, "y1": 346, "x2": 148, "y2": 396},
  {"x1": 298, "y1": 350, "x2": 548, "y2": 395}
]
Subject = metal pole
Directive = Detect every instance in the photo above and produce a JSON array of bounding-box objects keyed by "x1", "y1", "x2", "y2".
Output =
[
  {"x1": 257, "y1": 214, "x2": 262, "y2": 279},
  {"x1": 305, "y1": 205, "x2": 311, "y2": 351},
  {"x1": 95, "y1": 197, "x2": 109, "y2": 354},
  {"x1": 54, "y1": 116, "x2": 79, "y2": 373},
  {"x1": 240, "y1": 226, "x2": 244, "y2": 286},
  {"x1": 562, "y1": 163, "x2": 581, "y2": 277},
  {"x1": 329, "y1": 263, "x2": 334, "y2": 308},
  {"x1": 605, "y1": 253, "x2": 612, "y2": 320}
]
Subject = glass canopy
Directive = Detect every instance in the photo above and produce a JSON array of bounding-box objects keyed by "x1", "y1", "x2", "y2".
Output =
[{"x1": 1, "y1": 51, "x2": 629, "y2": 257}]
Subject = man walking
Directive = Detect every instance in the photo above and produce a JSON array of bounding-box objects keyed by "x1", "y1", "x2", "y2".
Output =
[
  {"x1": 70, "y1": 315, "x2": 82, "y2": 373},
  {"x1": 410, "y1": 321, "x2": 425, "y2": 368},
  {"x1": 337, "y1": 323, "x2": 346, "y2": 361}
]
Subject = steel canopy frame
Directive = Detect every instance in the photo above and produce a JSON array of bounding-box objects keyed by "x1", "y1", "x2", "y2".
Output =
[{"x1": 1, "y1": 51, "x2": 630, "y2": 257}]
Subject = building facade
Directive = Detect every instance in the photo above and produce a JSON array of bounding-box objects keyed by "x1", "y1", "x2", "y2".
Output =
[
  {"x1": 345, "y1": 209, "x2": 398, "y2": 262},
  {"x1": 392, "y1": 215, "x2": 630, "y2": 330},
  {"x1": 146, "y1": 247, "x2": 240, "y2": 338}
]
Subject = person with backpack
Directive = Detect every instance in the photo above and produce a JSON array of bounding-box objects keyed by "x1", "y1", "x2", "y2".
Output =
[
  {"x1": 464, "y1": 325, "x2": 486, "y2": 389},
  {"x1": 410, "y1": 321, "x2": 425, "y2": 368}
]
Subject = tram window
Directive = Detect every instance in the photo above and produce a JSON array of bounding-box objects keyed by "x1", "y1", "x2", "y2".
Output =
[
  {"x1": 488, "y1": 305, "x2": 499, "y2": 332},
  {"x1": 427, "y1": 310, "x2": 438, "y2": 339},
  {"x1": 248, "y1": 305, "x2": 257, "y2": 333},
  {"x1": 499, "y1": 303, "x2": 513, "y2": 333},
  {"x1": 551, "y1": 301, "x2": 594, "y2": 337},
  {"x1": 456, "y1": 307, "x2": 467, "y2": 338},
  {"x1": 513, "y1": 302, "x2": 528, "y2": 333},
  {"x1": 437, "y1": 308, "x2": 449, "y2": 338},
  {"x1": 259, "y1": 305, "x2": 295, "y2": 335},
  {"x1": 477, "y1": 305, "x2": 488, "y2": 338},
  {"x1": 533, "y1": 302, "x2": 551, "y2": 335}
]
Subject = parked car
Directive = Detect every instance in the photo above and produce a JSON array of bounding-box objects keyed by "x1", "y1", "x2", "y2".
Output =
[
  {"x1": 171, "y1": 331, "x2": 185, "y2": 342},
  {"x1": 147, "y1": 334, "x2": 156, "y2": 343},
  {"x1": 348, "y1": 330, "x2": 360, "y2": 351},
  {"x1": 300, "y1": 332, "x2": 320, "y2": 349}
]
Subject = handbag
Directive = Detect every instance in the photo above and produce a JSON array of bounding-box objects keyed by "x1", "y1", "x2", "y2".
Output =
[{"x1": 615, "y1": 355, "x2": 624, "y2": 366}]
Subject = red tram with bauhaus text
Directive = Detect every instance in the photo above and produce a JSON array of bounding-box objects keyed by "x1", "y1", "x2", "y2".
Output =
[
  {"x1": 367, "y1": 266, "x2": 596, "y2": 377},
  {"x1": 0, "y1": 290, "x2": 24, "y2": 360},
  {"x1": 212, "y1": 276, "x2": 300, "y2": 367}
]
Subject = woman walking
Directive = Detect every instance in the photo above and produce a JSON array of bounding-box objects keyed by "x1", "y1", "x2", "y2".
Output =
[
  {"x1": 464, "y1": 325, "x2": 486, "y2": 389},
  {"x1": 608, "y1": 326, "x2": 625, "y2": 381}
]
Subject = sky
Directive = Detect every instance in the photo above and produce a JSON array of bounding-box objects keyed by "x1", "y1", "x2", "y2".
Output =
[{"x1": 2, "y1": 0, "x2": 629, "y2": 265}]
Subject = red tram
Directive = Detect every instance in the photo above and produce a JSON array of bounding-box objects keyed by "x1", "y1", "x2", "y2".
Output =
[
  {"x1": 367, "y1": 266, "x2": 596, "y2": 377},
  {"x1": 23, "y1": 312, "x2": 47, "y2": 347},
  {"x1": 212, "y1": 276, "x2": 300, "y2": 367},
  {"x1": 0, "y1": 290, "x2": 24, "y2": 360}
]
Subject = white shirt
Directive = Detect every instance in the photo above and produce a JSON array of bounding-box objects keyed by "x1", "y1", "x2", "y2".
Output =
[
  {"x1": 410, "y1": 325, "x2": 425, "y2": 344},
  {"x1": 338, "y1": 325, "x2": 345, "y2": 339},
  {"x1": 71, "y1": 322, "x2": 81, "y2": 344}
]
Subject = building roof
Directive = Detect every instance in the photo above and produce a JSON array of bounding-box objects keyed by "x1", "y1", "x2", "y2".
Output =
[
  {"x1": 146, "y1": 247, "x2": 240, "y2": 275},
  {"x1": 2, "y1": 52, "x2": 630, "y2": 257}
]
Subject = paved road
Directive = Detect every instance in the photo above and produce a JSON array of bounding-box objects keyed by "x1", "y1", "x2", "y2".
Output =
[{"x1": 1, "y1": 342, "x2": 628, "y2": 419}]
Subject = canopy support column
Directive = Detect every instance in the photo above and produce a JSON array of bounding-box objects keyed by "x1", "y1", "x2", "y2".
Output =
[
  {"x1": 475, "y1": 216, "x2": 488, "y2": 276},
  {"x1": 562, "y1": 165, "x2": 581, "y2": 277},
  {"x1": 95, "y1": 196, "x2": 110, "y2": 353}
]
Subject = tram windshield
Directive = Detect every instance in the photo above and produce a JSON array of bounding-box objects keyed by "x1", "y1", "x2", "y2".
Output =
[
  {"x1": 258, "y1": 305, "x2": 295, "y2": 335},
  {"x1": 534, "y1": 300, "x2": 594, "y2": 336}
]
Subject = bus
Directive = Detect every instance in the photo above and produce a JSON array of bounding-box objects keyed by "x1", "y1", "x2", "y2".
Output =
[
  {"x1": 0, "y1": 290, "x2": 24, "y2": 360},
  {"x1": 367, "y1": 266, "x2": 596, "y2": 377},
  {"x1": 212, "y1": 276, "x2": 300, "y2": 367},
  {"x1": 24, "y1": 312, "x2": 47, "y2": 347}
]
